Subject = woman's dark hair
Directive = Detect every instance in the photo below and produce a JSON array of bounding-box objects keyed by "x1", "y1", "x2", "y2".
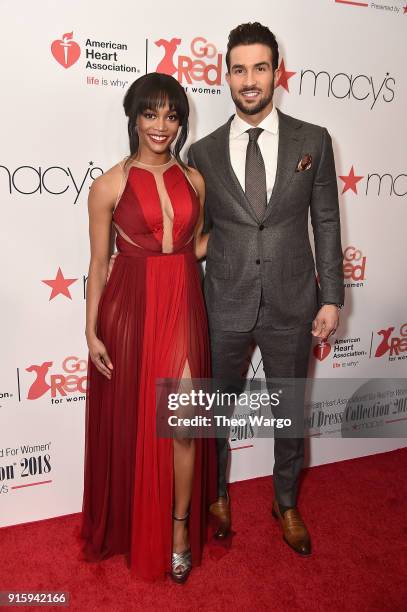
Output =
[
  {"x1": 123, "y1": 72, "x2": 189, "y2": 168},
  {"x1": 226, "y1": 22, "x2": 279, "y2": 72}
]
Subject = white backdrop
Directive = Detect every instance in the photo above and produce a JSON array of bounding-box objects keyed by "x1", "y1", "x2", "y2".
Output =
[{"x1": 1, "y1": 0, "x2": 406, "y2": 527}]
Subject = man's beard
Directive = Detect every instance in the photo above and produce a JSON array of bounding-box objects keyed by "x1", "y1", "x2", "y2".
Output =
[{"x1": 231, "y1": 84, "x2": 274, "y2": 116}]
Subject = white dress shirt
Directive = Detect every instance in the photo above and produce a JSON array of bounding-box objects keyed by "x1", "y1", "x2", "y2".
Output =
[{"x1": 229, "y1": 105, "x2": 279, "y2": 203}]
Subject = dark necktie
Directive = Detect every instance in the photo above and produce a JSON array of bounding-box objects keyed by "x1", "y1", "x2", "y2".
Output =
[{"x1": 245, "y1": 127, "x2": 267, "y2": 220}]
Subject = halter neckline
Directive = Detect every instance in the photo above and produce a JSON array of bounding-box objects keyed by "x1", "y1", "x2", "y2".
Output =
[{"x1": 129, "y1": 157, "x2": 175, "y2": 169}]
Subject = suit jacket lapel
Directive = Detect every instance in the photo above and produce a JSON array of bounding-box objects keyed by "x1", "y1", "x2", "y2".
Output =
[
  {"x1": 262, "y1": 109, "x2": 304, "y2": 222},
  {"x1": 210, "y1": 116, "x2": 260, "y2": 223},
  {"x1": 210, "y1": 110, "x2": 304, "y2": 224}
]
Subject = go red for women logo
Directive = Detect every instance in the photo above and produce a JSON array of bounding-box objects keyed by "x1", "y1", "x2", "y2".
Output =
[
  {"x1": 26, "y1": 356, "x2": 88, "y2": 400},
  {"x1": 154, "y1": 36, "x2": 223, "y2": 86},
  {"x1": 374, "y1": 324, "x2": 407, "y2": 360},
  {"x1": 343, "y1": 246, "x2": 366, "y2": 283},
  {"x1": 51, "y1": 32, "x2": 81, "y2": 68}
]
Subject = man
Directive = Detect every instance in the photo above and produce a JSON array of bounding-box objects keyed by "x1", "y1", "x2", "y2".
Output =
[{"x1": 188, "y1": 22, "x2": 344, "y2": 556}]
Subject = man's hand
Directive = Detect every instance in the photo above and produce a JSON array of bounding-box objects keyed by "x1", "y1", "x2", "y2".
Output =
[{"x1": 312, "y1": 305, "x2": 340, "y2": 340}]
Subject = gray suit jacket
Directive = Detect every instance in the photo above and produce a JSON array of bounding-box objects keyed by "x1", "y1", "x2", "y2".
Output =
[{"x1": 188, "y1": 109, "x2": 344, "y2": 331}]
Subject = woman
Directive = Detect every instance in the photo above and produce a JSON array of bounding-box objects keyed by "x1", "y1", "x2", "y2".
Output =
[{"x1": 80, "y1": 73, "x2": 216, "y2": 583}]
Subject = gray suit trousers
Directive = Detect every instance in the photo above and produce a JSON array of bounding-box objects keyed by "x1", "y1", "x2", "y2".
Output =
[{"x1": 209, "y1": 294, "x2": 312, "y2": 507}]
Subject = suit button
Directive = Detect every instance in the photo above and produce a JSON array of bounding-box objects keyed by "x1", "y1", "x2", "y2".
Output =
[
  {"x1": 256, "y1": 259, "x2": 260, "y2": 265},
  {"x1": 259, "y1": 224, "x2": 265, "y2": 231}
]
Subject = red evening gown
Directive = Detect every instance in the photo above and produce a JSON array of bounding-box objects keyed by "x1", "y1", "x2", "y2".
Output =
[{"x1": 80, "y1": 157, "x2": 217, "y2": 581}]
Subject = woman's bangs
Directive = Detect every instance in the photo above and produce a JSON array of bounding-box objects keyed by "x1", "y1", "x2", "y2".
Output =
[{"x1": 137, "y1": 79, "x2": 187, "y2": 119}]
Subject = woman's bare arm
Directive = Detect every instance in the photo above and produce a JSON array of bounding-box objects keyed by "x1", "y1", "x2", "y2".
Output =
[{"x1": 85, "y1": 167, "x2": 120, "y2": 378}]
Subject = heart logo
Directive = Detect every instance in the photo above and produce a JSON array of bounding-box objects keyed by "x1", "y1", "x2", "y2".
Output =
[
  {"x1": 51, "y1": 32, "x2": 81, "y2": 69},
  {"x1": 313, "y1": 341, "x2": 331, "y2": 361}
]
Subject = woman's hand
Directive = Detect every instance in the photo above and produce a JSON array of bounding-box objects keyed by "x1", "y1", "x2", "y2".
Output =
[{"x1": 87, "y1": 334, "x2": 114, "y2": 379}]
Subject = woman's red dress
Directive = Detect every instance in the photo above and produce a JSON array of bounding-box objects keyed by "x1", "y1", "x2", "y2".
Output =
[{"x1": 81, "y1": 158, "x2": 216, "y2": 580}]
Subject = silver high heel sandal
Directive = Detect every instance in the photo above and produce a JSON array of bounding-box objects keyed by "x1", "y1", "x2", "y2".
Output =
[{"x1": 171, "y1": 512, "x2": 192, "y2": 584}]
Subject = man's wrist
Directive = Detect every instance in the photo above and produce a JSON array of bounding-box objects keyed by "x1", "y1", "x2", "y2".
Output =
[{"x1": 320, "y1": 302, "x2": 343, "y2": 310}]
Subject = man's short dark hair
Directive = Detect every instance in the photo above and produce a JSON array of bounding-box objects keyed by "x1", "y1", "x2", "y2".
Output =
[{"x1": 226, "y1": 22, "x2": 279, "y2": 72}]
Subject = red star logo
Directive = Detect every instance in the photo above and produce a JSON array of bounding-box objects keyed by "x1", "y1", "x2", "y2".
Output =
[
  {"x1": 42, "y1": 267, "x2": 78, "y2": 300},
  {"x1": 275, "y1": 59, "x2": 296, "y2": 92},
  {"x1": 338, "y1": 166, "x2": 364, "y2": 194}
]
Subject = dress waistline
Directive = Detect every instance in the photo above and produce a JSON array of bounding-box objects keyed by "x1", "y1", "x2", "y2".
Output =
[{"x1": 117, "y1": 248, "x2": 196, "y2": 260}]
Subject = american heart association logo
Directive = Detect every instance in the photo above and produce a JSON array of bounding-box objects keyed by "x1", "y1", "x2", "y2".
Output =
[
  {"x1": 51, "y1": 32, "x2": 81, "y2": 68},
  {"x1": 313, "y1": 341, "x2": 331, "y2": 361}
]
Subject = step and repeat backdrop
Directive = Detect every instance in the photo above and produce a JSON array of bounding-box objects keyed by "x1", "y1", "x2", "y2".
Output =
[{"x1": 1, "y1": 0, "x2": 406, "y2": 527}]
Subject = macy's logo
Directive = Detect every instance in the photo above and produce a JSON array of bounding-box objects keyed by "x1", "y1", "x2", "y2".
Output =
[
  {"x1": 51, "y1": 32, "x2": 81, "y2": 68},
  {"x1": 274, "y1": 58, "x2": 395, "y2": 110},
  {"x1": 155, "y1": 37, "x2": 222, "y2": 85},
  {"x1": 42, "y1": 267, "x2": 78, "y2": 301},
  {"x1": 338, "y1": 167, "x2": 407, "y2": 197},
  {"x1": 0, "y1": 161, "x2": 103, "y2": 205},
  {"x1": 374, "y1": 324, "x2": 407, "y2": 359},
  {"x1": 26, "y1": 356, "x2": 88, "y2": 399}
]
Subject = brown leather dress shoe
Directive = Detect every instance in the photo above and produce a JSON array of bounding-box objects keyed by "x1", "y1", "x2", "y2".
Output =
[
  {"x1": 272, "y1": 500, "x2": 311, "y2": 556},
  {"x1": 209, "y1": 494, "x2": 231, "y2": 539}
]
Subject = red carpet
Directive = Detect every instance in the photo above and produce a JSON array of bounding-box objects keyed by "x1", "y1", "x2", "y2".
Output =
[{"x1": 1, "y1": 448, "x2": 406, "y2": 611}]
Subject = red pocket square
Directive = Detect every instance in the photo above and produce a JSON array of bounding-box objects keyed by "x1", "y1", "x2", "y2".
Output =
[{"x1": 296, "y1": 154, "x2": 312, "y2": 172}]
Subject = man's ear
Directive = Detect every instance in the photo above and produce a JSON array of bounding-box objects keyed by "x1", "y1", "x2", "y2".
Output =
[
  {"x1": 225, "y1": 72, "x2": 231, "y2": 87},
  {"x1": 273, "y1": 68, "x2": 280, "y2": 87}
]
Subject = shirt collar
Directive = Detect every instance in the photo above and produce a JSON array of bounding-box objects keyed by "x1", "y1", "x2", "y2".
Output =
[{"x1": 230, "y1": 105, "x2": 279, "y2": 139}]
